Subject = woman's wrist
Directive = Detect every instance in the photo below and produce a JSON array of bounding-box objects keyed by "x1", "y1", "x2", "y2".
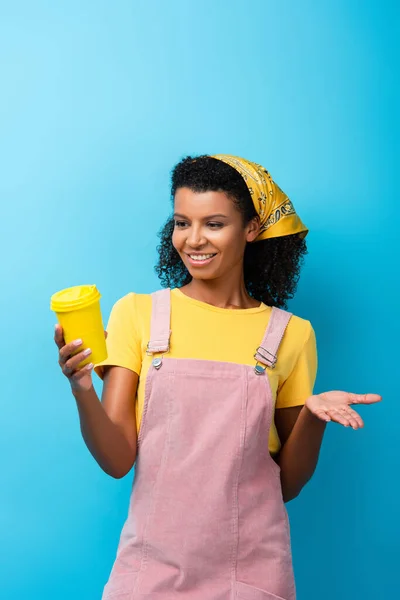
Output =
[
  {"x1": 302, "y1": 401, "x2": 324, "y2": 423},
  {"x1": 71, "y1": 383, "x2": 97, "y2": 403}
]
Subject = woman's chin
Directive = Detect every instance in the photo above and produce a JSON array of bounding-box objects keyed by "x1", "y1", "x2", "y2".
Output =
[
  {"x1": 188, "y1": 270, "x2": 216, "y2": 281},
  {"x1": 186, "y1": 265, "x2": 220, "y2": 280}
]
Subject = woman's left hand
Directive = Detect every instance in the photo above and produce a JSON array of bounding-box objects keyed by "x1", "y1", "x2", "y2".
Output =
[{"x1": 306, "y1": 391, "x2": 382, "y2": 429}]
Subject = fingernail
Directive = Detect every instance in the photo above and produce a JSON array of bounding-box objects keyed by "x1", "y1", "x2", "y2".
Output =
[
  {"x1": 74, "y1": 339, "x2": 83, "y2": 346},
  {"x1": 86, "y1": 363, "x2": 93, "y2": 370},
  {"x1": 83, "y1": 348, "x2": 92, "y2": 356}
]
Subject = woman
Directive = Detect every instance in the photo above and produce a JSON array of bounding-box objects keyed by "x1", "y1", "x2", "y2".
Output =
[{"x1": 54, "y1": 155, "x2": 380, "y2": 600}]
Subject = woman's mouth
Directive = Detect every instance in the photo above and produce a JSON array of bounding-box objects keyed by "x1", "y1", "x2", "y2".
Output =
[{"x1": 185, "y1": 253, "x2": 217, "y2": 267}]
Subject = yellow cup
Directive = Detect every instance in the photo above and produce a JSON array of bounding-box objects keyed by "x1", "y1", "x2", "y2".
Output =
[{"x1": 50, "y1": 284, "x2": 108, "y2": 366}]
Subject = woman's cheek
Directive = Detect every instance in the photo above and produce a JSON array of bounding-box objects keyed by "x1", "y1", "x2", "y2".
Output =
[{"x1": 171, "y1": 230, "x2": 181, "y2": 252}]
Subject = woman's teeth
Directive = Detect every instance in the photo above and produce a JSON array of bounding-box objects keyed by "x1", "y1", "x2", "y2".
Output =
[{"x1": 189, "y1": 254, "x2": 215, "y2": 261}]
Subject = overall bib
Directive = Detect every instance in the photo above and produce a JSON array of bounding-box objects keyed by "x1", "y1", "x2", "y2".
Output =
[{"x1": 102, "y1": 289, "x2": 296, "y2": 600}]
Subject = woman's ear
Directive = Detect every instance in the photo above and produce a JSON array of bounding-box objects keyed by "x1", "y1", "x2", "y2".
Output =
[{"x1": 246, "y1": 217, "x2": 261, "y2": 243}]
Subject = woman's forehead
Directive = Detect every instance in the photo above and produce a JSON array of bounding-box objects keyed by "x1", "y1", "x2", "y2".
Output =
[{"x1": 174, "y1": 188, "x2": 235, "y2": 217}]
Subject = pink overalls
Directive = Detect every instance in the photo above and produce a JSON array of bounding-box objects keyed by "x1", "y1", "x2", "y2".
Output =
[{"x1": 102, "y1": 289, "x2": 296, "y2": 600}]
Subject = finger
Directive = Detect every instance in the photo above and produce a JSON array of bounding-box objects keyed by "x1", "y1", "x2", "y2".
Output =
[
  {"x1": 105, "y1": 331, "x2": 108, "y2": 339},
  {"x1": 59, "y1": 338, "x2": 84, "y2": 364},
  {"x1": 71, "y1": 362, "x2": 94, "y2": 380},
  {"x1": 336, "y1": 406, "x2": 363, "y2": 429},
  {"x1": 343, "y1": 413, "x2": 361, "y2": 429},
  {"x1": 331, "y1": 408, "x2": 362, "y2": 430},
  {"x1": 327, "y1": 408, "x2": 352, "y2": 427},
  {"x1": 54, "y1": 324, "x2": 65, "y2": 350},
  {"x1": 344, "y1": 407, "x2": 364, "y2": 429},
  {"x1": 348, "y1": 393, "x2": 382, "y2": 405},
  {"x1": 63, "y1": 348, "x2": 92, "y2": 376},
  {"x1": 313, "y1": 409, "x2": 331, "y2": 423}
]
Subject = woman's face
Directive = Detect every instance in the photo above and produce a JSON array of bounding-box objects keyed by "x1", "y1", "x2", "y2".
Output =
[{"x1": 172, "y1": 188, "x2": 259, "y2": 281}]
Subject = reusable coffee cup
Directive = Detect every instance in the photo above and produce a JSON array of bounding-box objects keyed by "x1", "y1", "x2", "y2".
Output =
[{"x1": 50, "y1": 284, "x2": 108, "y2": 366}]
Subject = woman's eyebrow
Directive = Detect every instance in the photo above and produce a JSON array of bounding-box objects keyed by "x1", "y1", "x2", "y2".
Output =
[{"x1": 173, "y1": 213, "x2": 228, "y2": 219}]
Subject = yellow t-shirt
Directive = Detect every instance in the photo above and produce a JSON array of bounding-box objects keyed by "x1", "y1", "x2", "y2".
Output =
[{"x1": 95, "y1": 288, "x2": 317, "y2": 455}]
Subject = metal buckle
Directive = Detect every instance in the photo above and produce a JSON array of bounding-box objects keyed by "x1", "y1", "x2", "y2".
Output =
[
  {"x1": 254, "y1": 346, "x2": 277, "y2": 369},
  {"x1": 146, "y1": 342, "x2": 170, "y2": 356},
  {"x1": 254, "y1": 362, "x2": 266, "y2": 375}
]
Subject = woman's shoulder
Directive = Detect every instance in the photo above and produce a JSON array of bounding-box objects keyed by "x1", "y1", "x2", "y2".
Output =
[
  {"x1": 285, "y1": 310, "x2": 313, "y2": 329},
  {"x1": 283, "y1": 309, "x2": 315, "y2": 347},
  {"x1": 106, "y1": 292, "x2": 154, "y2": 341},
  {"x1": 273, "y1": 309, "x2": 316, "y2": 371},
  {"x1": 111, "y1": 291, "x2": 153, "y2": 319}
]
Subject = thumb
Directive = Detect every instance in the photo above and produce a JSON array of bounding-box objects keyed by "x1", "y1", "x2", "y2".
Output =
[{"x1": 349, "y1": 393, "x2": 382, "y2": 405}]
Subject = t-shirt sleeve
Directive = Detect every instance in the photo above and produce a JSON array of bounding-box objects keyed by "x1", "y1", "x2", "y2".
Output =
[
  {"x1": 275, "y1": 323, "x2": 318, "y2": 409},
  {"x1": 94, "y1": 293, "x2": 142, "y2": 379}
]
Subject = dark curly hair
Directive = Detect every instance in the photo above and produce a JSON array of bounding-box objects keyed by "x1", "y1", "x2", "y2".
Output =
[{"x1": 155, "y1": 155, "x2": 307, "y2": 309}]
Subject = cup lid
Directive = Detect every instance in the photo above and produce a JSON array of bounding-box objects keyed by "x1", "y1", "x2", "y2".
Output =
[{"x1": 50, "y1": 284, "x2": 101, "y2": 312}]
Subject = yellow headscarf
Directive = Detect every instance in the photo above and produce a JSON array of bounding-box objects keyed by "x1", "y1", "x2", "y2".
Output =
[{"x1": 212, "y1": 154, "x2": 308, "y2": 242}]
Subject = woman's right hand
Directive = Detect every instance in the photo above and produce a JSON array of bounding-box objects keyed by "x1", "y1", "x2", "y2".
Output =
[{"x1": 54, "y1": 324, "x2": 95, "y2": 393}]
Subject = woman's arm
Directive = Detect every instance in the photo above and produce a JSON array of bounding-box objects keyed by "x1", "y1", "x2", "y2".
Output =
[
  {"x1": 275, "y1": 391, "x2": 381, "y2": 503},
  {"x1": 274, "y1": 405, "x2": 326, "y2": 503},
  {"x1": 73, "y1": 366, "x2": 138, "y2": 479}
]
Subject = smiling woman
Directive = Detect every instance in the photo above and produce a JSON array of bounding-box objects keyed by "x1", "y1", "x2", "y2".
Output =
[
  {"x1": 55, "y1": 154, "x2": 381, "y2": 600},
  {"x1": 156, "y1": 156, "x2": 309, "y2": 308},
  {"x1": 173, "y1": 187, "x2": 260, "y2": 280}
]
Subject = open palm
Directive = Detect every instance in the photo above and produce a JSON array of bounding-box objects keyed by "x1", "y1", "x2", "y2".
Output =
[{"x1": 306, "y1": 391, "x2": 382, "y2": 429}]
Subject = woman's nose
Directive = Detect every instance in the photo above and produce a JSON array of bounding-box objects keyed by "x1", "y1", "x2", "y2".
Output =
[{"x1": 187, "y1": 225, "x2": 205, "y2": 247}]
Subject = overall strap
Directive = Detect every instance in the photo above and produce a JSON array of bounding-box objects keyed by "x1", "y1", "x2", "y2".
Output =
[
  {"x1": 254, "y1": 307, "x2": 292, "y2": 369},
  {"x1": 147, "y1": 289, "x2": 171, "y2": 355}
]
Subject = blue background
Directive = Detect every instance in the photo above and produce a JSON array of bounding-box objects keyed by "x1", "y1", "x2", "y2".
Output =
[{"x1": 1, "y1": 1, "x2": 397, "y2": 598}]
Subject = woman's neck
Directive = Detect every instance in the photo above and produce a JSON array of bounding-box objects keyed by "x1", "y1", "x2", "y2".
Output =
[{"x1": 179, "y1": 276, "x2": 260, "y2": 310}]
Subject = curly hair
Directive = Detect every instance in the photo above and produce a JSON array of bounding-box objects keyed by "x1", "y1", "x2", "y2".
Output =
[{"x1": 155, "y1": 155, "x2": 307, "y2": 309}]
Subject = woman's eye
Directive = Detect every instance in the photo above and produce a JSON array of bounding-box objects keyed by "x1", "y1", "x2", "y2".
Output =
[
  {"x1": 174, "y1": 221, "x2": 188, "y2": 228},
  {"x1": 208, "y1": 222, "x2": 223, "y2": 229}
]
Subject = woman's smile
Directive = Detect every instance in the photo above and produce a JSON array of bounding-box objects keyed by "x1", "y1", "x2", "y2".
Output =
[{"x1": 185, "y1": 252, "x2": 217, "y2": 267}]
